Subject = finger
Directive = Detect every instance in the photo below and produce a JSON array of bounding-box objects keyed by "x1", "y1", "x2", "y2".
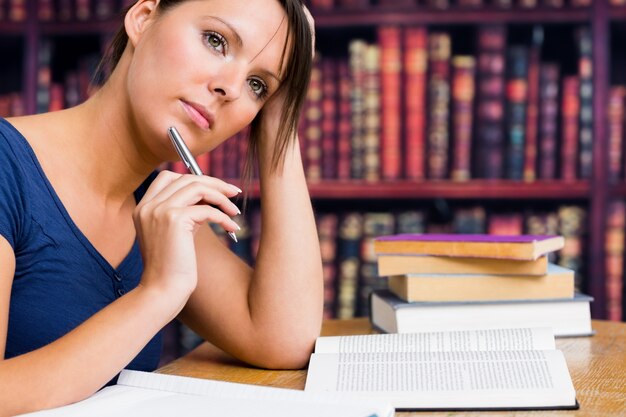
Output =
[
  {"x1": 154, "y1": 181, "x2": 241, "y2": 218},
  {"x1": 142, "y1": 172, "x2": 242, "y2": 208},
  {"x1": 165, "y1": 205, "x2": 241, "y2": 235},
  {"x1": 140, "y1": 170, "x2": 183, "y2": 203}
]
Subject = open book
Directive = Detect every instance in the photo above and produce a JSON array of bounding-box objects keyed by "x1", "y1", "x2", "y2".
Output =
[
  {"x1": 305, "y1": 328, "x2": 578, "y2": 411},
  {"x1": 20, "y1": 370, "x2": 393, "y2": 417}
]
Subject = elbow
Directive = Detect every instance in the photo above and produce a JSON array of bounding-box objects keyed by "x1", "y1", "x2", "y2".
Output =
[{"x1": 249, "y1": 330, "x2": 318, "y2": 370}]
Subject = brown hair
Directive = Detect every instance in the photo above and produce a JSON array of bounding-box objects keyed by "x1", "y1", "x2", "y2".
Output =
[{"x1": 99, "y1": 0, "x2": 312, "y2": 181}]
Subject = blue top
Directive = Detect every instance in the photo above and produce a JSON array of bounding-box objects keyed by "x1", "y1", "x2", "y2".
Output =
[{"x1": 0, "y1": 118, "x2": 162, "y2": 380}]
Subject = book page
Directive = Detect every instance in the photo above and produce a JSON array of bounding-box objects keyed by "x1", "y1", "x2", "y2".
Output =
[
  {"x1": 305, "y1": 350, "x2": 576, "y2": 410},
  {"x1": 19, "y1": 371, "x2": 394, "y2": 417},
  {"x1": 314, "y1": 327, "x2": 555, "y2": 353}
]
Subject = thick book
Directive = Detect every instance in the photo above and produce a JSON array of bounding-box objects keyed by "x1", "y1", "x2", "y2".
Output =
[
  {"x1": 370, "y1": 289, "x2": 593, "y2": 337},
  {"x1": 388, "y1": 263, "x2": 575, "y2": 302},
  {"x1": 21, "y1": 370, "x2": 393, "y2": 417},
  {"x1": 374, "y1": 234, "x2": 564, "y2": 260},
  {"x1": 305, "y1": 327, "x2": 578, "y2": 411},
  {"x1": 377, "y1": 253, "x2": 549, "y2": 276}
]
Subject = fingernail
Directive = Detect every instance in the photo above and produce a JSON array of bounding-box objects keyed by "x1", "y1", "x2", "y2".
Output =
[{"x1": 230, "y1": 184, "x2": 243, "y2": 194}]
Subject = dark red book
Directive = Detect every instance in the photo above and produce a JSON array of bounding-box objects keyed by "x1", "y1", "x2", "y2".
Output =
[
  {"x1": 426, "y1": 32, "x2": 451, "y2": 180},
  {"x1": 560, "y1": 76, "x2": 580, "y2": 181},
  {"x1": 474, "y1": 25, "x2": 507, "y2": 179},
  {"x1": 403, "y1": 26, "x2": 428, "y2": 180},
  {"x1": 379, "y1": 26, "x2": 402, "y2": 180},
  {"x1": 450, "y1": 56, "x2": 476, "y2": 182},
  {"x1": 320, "y1": 58, "x2": 338, "y2": 180},
  {"x1": 336, "y1": 59, "x2": 352, "y2": 180},
  {"x1": 538, "y1": 63, "x2": 560, "y2": 180}
]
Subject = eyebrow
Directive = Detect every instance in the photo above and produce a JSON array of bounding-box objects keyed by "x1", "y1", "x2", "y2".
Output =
[{"x1": 202, "y1": 15, "x2": 282, "y2": 85}]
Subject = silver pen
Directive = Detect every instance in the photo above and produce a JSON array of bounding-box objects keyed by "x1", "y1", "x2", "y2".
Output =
[{"x1": 167, "y1": 126, "x2": 238, "y2": 243}]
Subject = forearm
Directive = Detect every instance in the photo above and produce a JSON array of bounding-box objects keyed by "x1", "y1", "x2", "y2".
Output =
[
  {"x1": 0, "y1": 285, "x2": 176, "y2": 416},
  {"x1": 248, "y1": 133, "x2": 324, "y2": 366}
]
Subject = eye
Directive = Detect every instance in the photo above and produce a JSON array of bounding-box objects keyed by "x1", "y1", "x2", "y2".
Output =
[
  {"x1": 248, "y1": 78, "x2": 269, "y2": 99},
  {"x1": 203, "y1": 31, "x2": 227, "y2": 55}
]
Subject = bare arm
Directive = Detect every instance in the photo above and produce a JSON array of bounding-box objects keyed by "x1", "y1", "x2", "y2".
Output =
[
  {"x1": 0, "y1": 171, "x2": 243, "y2": 416},
  {"x1": 0, "y1": 236, "x2": 180, "y2": 416},
  {"x1": 178, "y1": 102, "x2": 323, "y2": 370}
]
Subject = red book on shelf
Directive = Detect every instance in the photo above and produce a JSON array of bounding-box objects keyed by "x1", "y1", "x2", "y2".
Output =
[
  {"x1": 426, "y1": 32, "x2": 451, "y2": 180},
  {"x1": 349, "y1": 40, "x2": 367, "y2": 180},
  {"x1": 451, "y1": 56, "x2": 476, "y2": 182},
  {"x1": 560, "y1": 75, "x2": 580, "y2": 181},
  {"x1": 403, "y1": 26, "x2": 428, "y2": 180},
  {"x1": 37, "y1": 0, "x2": 54, "y2": 21},
  {"x1": 320, "y1": 58, "x2": 338, "y2": 180},
  {"x1": 8, "y1": 0, "x2": 26, "y2": 21},
  {"x1": 362, "y1": 43, "x2": 381, "y2": 182},
  {"x1": 379, "y1": 26, "x2": 402, "y2": 180},
  {"x1": 336, "y1": 60, "x2": 352, "y2": 180}
]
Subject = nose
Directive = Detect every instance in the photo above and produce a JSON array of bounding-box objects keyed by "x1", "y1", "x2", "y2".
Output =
[{"x1": 209, "y1": 61, "x2": 245, "y2": 101}]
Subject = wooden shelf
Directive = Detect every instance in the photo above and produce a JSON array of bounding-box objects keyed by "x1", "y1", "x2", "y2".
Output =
[
  {"x1": 608, "y1": 7, "x2": 626, "y2": 20},
  {"x1": 235, "y1": 180, "x2": 590, "y2": 200},
  {"x1": 313, "y1": 7, "x2": 590, "y2": 27},
  {"x1": 40, "y1": 20, "x2": 119, "y2": 35},
  {"x1": 0, "y1": 22, "x2": 28, "y2": 35}
]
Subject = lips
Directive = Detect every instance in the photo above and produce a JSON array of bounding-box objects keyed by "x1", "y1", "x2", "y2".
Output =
[{"x1": 181, "y1": 100, "x2": 214, "y2": 130}]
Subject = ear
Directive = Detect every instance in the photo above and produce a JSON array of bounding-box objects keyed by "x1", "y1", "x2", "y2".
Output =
[{"x1": 125, "y1": 0, "x2": 160, "y2": 47}]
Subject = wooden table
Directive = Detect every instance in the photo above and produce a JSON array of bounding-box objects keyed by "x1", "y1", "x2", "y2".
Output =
[{"x1": 158, "y1": 318, "x2": 626, "y2": 416}]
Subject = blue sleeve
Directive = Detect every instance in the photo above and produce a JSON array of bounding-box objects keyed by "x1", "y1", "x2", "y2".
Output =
[{"x1": 0, "y1": 136, "x2": 25, "y2": 250}]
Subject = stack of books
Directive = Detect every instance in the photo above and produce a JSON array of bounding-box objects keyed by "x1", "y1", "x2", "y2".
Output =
[{"x1": 370, "y1": 234, "x2": 593, "y2": 337}]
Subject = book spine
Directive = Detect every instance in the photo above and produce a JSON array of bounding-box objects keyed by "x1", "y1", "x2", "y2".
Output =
[
  {"x1": 335, "y1": 213, "x2": 363, "y2": 319},
  {"x1": 349, "y1": 40, "x2": 367, "y2": 179},
  {"x1": 36, "y1": 39, "x2": 53, "y2": 114},
  {"x1": 358, "y1": 213, "x2": 395, "y2": 317},
  {"x1": 403, "y1": 26, "x2": 428, "y2": 180},
  {"x1": 488, "y1": 212, "x2": 524, "y2": 235},
  {"x1": 320, "y1": 58, "x2": 338, "y2": 180},
  {"x1": 523, "y1": 26, "x2": 543, "y2": 182},
  {"x1": 305, "y1": 57, "x2": 323, "y2": 182},
  {"x1": 362, "y1": 44, "x2": 381, "y2": 182},
  {"x1": 336, "y1": 60, "x2": 353, "y2": 180},
  {"x1": 379, "y1": 26, "x2": 403, "y2": 180},
  {"x1": 474, "y1": 25, "x2": 506, "y2": 179},
  {"x1": 505, "y1": 46, "x2": 529, "y2": 181},
  {"x1": 453, "y1": 206, "x2": 486, "y2": 234},
  {"x1": 426, "y1": 32, "x2": 451, "y2": 180},
  {"x1": 608, "y1": 86, "x2": 625, "y2": 182},
  {"x1": 605, "y1": 200, "x2": 625, "y2": 321},
  {"x1": 557, "y1": 205, "x2": 586, "y2": 290},
  {"x1": 37, "y1": 0, "x2": 54, "y2": 21},
  {"x1": 450, "y1": 56, "x2": 476, "y2": 182},
  {"x1": 538, "y1": 63, "x2": 560, "y2": 180},
  {"x1": 8, "y1": 0, "x2": 26, "y2": 21},
  {"x1": 317, "y1": 213, "x2": 339, "y2": 318},
  {"x1": 576, "y1": 27, "x2": 593, "y2": 179},
  {"x1": 560, "y1": 76, "x2": 580, "y2": 181}
]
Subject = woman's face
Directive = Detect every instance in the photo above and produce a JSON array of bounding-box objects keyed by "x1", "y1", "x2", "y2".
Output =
[{"x1": 125, "y1": 0, "x2": 289, "y2": 158}]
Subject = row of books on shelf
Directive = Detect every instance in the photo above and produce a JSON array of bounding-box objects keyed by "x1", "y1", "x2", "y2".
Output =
[
  {"x1": 205, "y1": 203, "x2": 587, "y2": 320},
  {"x1": 0, "y1": 0, "x2": 128, "y2": 22},
  {"x1": 300, "y1": 24, "x2": 594, "y2": 182},
  {"x1": 307, "y1": 0, "x2": 596, "y2": 10}
]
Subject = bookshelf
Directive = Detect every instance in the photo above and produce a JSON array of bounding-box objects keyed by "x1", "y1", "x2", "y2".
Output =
[{"x1": 1, "y1": 0, "x2": 625, "y2": 322}]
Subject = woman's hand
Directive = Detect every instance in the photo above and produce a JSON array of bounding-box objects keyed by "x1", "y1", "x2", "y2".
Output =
[{"x1": 133, "y1": 171, "x2": 241, "y2": 305}]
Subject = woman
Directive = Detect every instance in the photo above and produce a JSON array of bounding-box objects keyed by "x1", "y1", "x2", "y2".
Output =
[{"x1": 0, "y1": 0, "x2": 322, "y2": 414}]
